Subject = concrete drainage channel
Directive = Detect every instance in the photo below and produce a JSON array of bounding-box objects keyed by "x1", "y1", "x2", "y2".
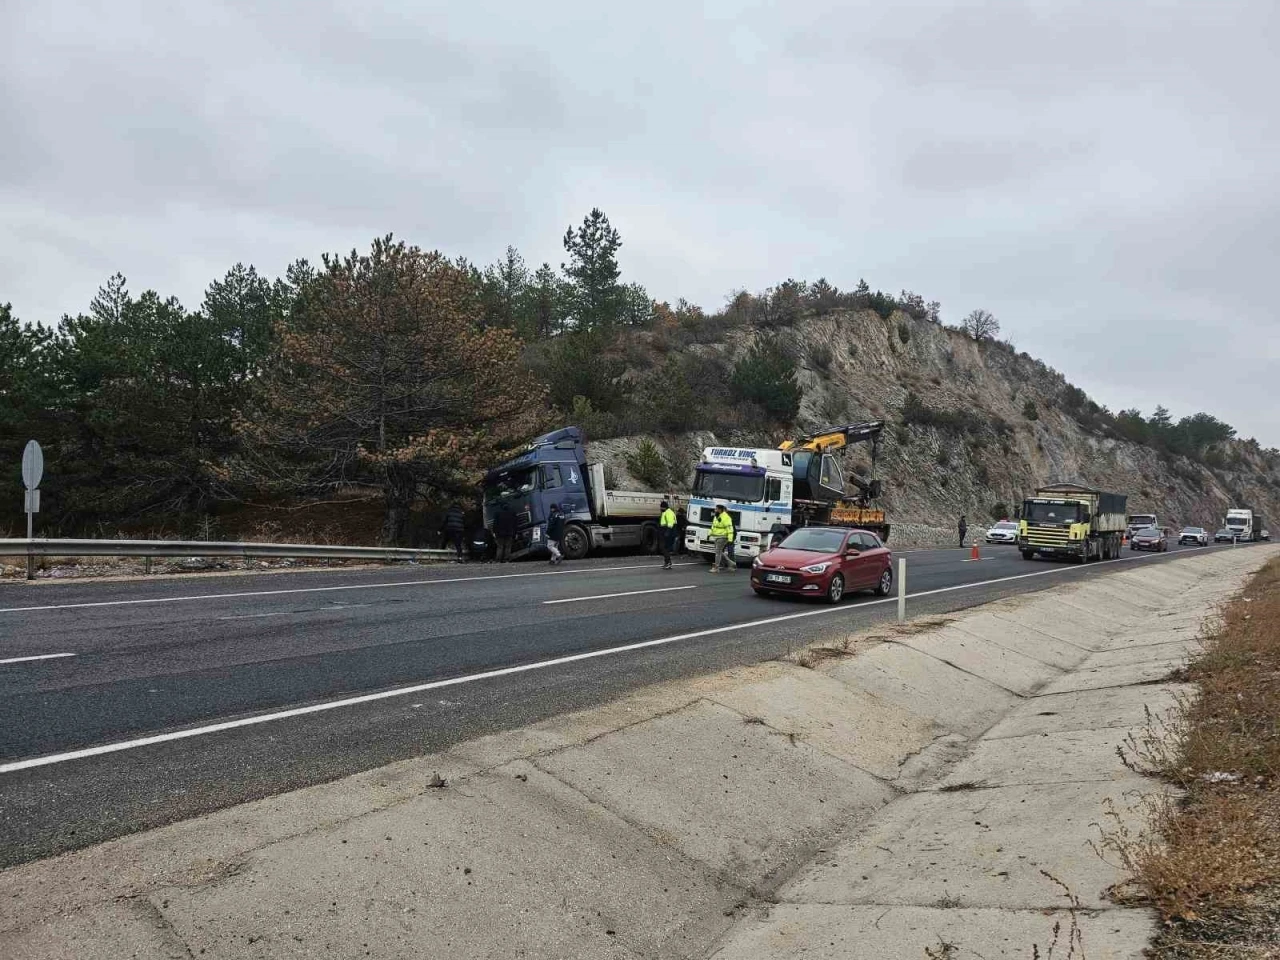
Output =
[{"x1": 1, "y1": 547, "x2": 1275, "y2": 960}]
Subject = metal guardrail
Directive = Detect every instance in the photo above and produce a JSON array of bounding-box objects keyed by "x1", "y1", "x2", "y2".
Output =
[{"x1": 0, "y1": 538, "x2": 453, "y2": 580}]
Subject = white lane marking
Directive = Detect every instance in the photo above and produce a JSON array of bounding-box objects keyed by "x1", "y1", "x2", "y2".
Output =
[
  {"x1": 217, "y1": 612, "x2": 295, "y2": 621},
  {"x1": 0, "y1": 653, "x2": 75, "y2": 666},
  {"x1": 0, "y1": 562, "x2": 704, "y2": 615},
  {"x1": 544, "y1": 585, "x2": 698, "y2": 605},
  {"x1": 0, "y1": 548, "x2": 1194, "y2": 775}
]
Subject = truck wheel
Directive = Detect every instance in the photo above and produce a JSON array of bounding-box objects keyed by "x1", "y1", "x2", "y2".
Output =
[
  {"x1": 562, "y1": 523, "x2": 590, "y2": 561},
  {"x1": 640, "y1": 522, "x2": 660, "y2": 555},
  {"x1": 1021, "y1": 550, "x2": 1035, "y2": 561}
]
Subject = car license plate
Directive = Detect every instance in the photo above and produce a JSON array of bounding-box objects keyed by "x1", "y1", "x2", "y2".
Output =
[{"x1": 766, "y1": 573, "x2": 790, "y2": 584}]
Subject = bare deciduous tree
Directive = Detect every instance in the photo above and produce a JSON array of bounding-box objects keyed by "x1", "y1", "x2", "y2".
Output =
[{"x1": 963, "y1": 309, "x2": 1000, "y2": 341}]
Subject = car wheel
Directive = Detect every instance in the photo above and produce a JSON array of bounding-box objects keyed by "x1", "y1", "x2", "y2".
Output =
[
  {"x1": 874, "y1": 567, "x2": 893, "y2": 597},
  {"x1": 752, "y1": 588, "x2": 770, "y2": 598},
  {"x1": 826, "y1": 573, "x2": 845, "y2": 604}
]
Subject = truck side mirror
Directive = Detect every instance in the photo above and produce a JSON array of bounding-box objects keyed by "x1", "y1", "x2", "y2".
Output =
[{"x1": 1080, "y1": 511, "x2": 1091, "y2": 523}]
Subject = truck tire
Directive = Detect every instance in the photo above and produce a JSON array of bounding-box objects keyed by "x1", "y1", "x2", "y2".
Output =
[
  {"x1": 562, "y1": 523, "x2": 590, "y2": 561},
  {"x1": 640, "y1": 522, "x2": 660, "y2": 555},
  {"x1": 1021, "y1": 550, "x2": 1035, "y2": 561}
]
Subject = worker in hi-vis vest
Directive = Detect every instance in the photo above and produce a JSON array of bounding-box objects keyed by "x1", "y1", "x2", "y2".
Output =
[
  {"x1": 709, "y1": 503, "x2": 736, "y2": 572},
  {"x1": 659, "y1": 500, "x2": 677, "y2": 570}
]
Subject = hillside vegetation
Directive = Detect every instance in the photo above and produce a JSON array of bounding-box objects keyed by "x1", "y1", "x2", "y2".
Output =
[{"x1": 2, "y1": 209, "x2": 1276, "y2": 544}]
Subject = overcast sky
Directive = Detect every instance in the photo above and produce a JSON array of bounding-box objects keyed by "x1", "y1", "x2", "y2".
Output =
[{"x1": 3, "y1": 1, "x2": 1277, "y2": 444}]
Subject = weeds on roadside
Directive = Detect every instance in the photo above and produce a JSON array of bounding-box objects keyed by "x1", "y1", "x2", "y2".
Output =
[{"x1": 1092, "y1": 557, "x2": 1280, "y2": 952}]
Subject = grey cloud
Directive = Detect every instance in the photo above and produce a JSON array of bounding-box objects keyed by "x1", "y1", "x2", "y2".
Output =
[{"x1": 1, "y1": 0, "x2": 1277, "y2": 443}]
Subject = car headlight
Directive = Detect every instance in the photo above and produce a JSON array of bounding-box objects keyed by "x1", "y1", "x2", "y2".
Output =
[{"x1": 800, "y1": 561, "x2": 831, "y2": 574}]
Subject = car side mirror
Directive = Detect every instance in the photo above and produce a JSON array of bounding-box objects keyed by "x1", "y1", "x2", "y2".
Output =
[{"x1": 845, "y1": 548, "x2": 861, "y2": 557}]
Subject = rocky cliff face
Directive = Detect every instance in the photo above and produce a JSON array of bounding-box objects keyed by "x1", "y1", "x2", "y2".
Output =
[{"x1": 592, "y1": 309, "x2": 1280, "y2": 545}]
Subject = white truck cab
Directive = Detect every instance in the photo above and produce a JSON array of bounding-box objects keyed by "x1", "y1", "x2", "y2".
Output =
[{"x1": 684, "y1": 444, "x2": 846, "y2": 562}]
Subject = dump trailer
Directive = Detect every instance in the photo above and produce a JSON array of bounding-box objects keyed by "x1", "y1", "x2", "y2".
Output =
[
  {"x1": 482, "y1": 427, "x2": 684, "y2": 560},
  {"x1": 1018, "y1": 482, "x2": 1128, "y2": 563}
]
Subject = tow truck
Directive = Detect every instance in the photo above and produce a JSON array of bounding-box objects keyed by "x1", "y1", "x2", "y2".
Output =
[{"x1": 685, "y1": 421, "x2": 888, "y2": 564}]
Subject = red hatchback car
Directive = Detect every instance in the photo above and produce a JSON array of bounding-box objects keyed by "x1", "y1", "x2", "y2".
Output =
[{"x1": 751, "y1": 527, "x2": 893, "y2": 603}]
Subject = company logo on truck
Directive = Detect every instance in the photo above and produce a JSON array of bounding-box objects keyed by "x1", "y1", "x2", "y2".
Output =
[{"x1": 708, "y1": 448, "x2": 761, "y2": 461}]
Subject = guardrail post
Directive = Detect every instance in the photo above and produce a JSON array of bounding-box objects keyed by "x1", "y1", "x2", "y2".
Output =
[
  {"x1": 26, "y1": 544, "x2": 35, "y2": 581},
  {"x1": 144, "y1": 556, "x2": 153, "y2": 576},
  {"x1": 897, "y1": 557, "x2": 906, "y2": 622}
]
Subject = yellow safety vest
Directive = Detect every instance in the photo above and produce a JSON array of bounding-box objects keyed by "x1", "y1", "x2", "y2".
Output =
[
  {"x1": 710, "y1": 512, "x2": 734, "y2": 539},
  {"x1": 660, "y1": 508, "x2": 677, "y2": 528}
]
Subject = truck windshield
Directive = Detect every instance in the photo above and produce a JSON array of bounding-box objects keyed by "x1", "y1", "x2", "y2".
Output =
[
  {"x1": 483, "y1": 468, "x2": 537, "y2": 502},
  {"x1": 693, "y1": 470, "x2": 765, "y2": 503},
  {"x1": 1128, "y1": 516, "x2": 1155, "y2": 526},
  {"x1": 1024, "y1": 501, "x2": 1081, "y2": 524}
]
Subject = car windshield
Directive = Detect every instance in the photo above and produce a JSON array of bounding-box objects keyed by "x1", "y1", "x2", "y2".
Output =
[
  {"x1": 483, "y1": 467, "x2": 537, "y2": 502},
  {"x1": 1136, "y1": 527, "x2": 1159, "y2": 536},
  {"x1": 1024, "y1": 501, "x2": 1081, "y2": 524},
  {"x1": 1182, "y1": 527, "x2": 1204, "y2": 534},
  {"x1": 994, "y1": 521, "x2": 1017, "y2": 530},
  {"x1": 693, "y1": 469, "x2": 765, "y2": 503},
  {"x1": 778, "y1": 528, "x2": 848, "y2": 553}
]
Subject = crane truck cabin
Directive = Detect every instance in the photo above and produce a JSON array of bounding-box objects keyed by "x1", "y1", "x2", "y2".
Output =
[{"x1": 685, "y1": 421, "x2": 887, "y2": 564}]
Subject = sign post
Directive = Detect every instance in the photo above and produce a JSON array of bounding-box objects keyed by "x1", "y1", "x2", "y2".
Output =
[{"x1": 21, "y1": 440, "x2": 43, "y2": 581}]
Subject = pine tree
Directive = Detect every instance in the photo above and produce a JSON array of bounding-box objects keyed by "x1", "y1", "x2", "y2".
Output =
[{"x1": 562, "y1": 208, "x2": 623, "y2": 331}]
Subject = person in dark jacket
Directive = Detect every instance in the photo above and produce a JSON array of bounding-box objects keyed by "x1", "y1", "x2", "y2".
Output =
[
  {"x1": 494, "y1": 504, "x2": 517, "y2": 562},
  {"x1": 958, "y1": 514, "x2": 968, "y2": 548},
  {"x1": 675, "y1": 507, "x2": 689, "y2": 554},
  {"x1": 546, "y1": 504, "x2": 565, "y2": 565},
  {"x1": 441, "y1": 503, "x2": 466, "y2": 561}
]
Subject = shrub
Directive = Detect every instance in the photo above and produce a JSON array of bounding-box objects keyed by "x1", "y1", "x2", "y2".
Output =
[
  {"x1": 625, "y1": 438, "x2": 669, "y2": 489},
  {"x1": 806, "y1": 340, "x2": 834, "y2": 371},
  {"x1": 897, "y1": 321, "x2": 911, "y2": 345},
  {"x1": 730, "y1": 335, "x2": 802, "y2": 423},
  {"x1": 1022, "y1": 399, "x2": 1040, "y2": 420},
  {"x1": 868, "y1": 290, "x2": 896, "y2": 319},
  {"x1": 990, "y1": 502, "x2": 1009, "y2": 521},
  {"x1": 570, "y1": 395, "x2": 620, "y2": 440},
  {"x1": 901, "y1": 391, "x2": 983, "y2": 434},
  {"x1": 534, "y1": 330, "x2": 628, "y2": 412},
  {"x1": 636, "y1": 356, "x2": 700, "y2": 433}
]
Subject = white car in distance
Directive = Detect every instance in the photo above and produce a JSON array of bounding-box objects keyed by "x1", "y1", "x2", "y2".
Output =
[{"x1": 985, "y1": 520, "x2": 1019, "y2": 544}]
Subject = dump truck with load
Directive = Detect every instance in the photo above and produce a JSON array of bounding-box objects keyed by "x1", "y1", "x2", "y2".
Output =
[
  {"x1": 481, "y1": 427, "x2": 684, "y2": 560},
  {"x1": 1018, "y1": 482, "x2": 1128, "y2": 563}
]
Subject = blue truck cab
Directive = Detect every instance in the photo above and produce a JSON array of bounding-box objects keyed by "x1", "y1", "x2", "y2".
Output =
[{"x1": 481, "y1": 426, "x2": 680, "y2": 561}]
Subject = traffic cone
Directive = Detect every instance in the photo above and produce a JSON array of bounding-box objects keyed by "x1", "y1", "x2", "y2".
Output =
[{"x1": 970, "y1": 543, "x2": 980, "y2": 561}]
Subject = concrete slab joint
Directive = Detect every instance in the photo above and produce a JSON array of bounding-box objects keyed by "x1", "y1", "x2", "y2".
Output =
[{"x1": 0, "y1": 545, "x2": 1274, "y2": 960}]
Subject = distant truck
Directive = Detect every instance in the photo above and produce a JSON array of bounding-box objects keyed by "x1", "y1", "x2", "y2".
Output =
[
  {"x1": 684, "y1": 422, "x2": 887, "y2": 565},
  {"x1": 1018, "y1": 482, "x2": 1128, "y2": 563},
  {"x1": 481, "y1": 427, "x2": 683, "y2": 560},
  {"x1": 1225, "y1": 508, "x2": 1267, "y2": 542},
  {"x1": 1126, "y1": 513, "x2": 1158, "y2": 537}
]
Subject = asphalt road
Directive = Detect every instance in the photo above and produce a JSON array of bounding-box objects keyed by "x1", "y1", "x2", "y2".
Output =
[{"x1": 0, "y1": 538, "x2": 1257, "y2": 866}]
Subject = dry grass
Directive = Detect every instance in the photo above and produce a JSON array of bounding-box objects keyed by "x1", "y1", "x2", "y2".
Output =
[{"x1": 1099, "y1": 557, "x2": 1280, "y2": 955}]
